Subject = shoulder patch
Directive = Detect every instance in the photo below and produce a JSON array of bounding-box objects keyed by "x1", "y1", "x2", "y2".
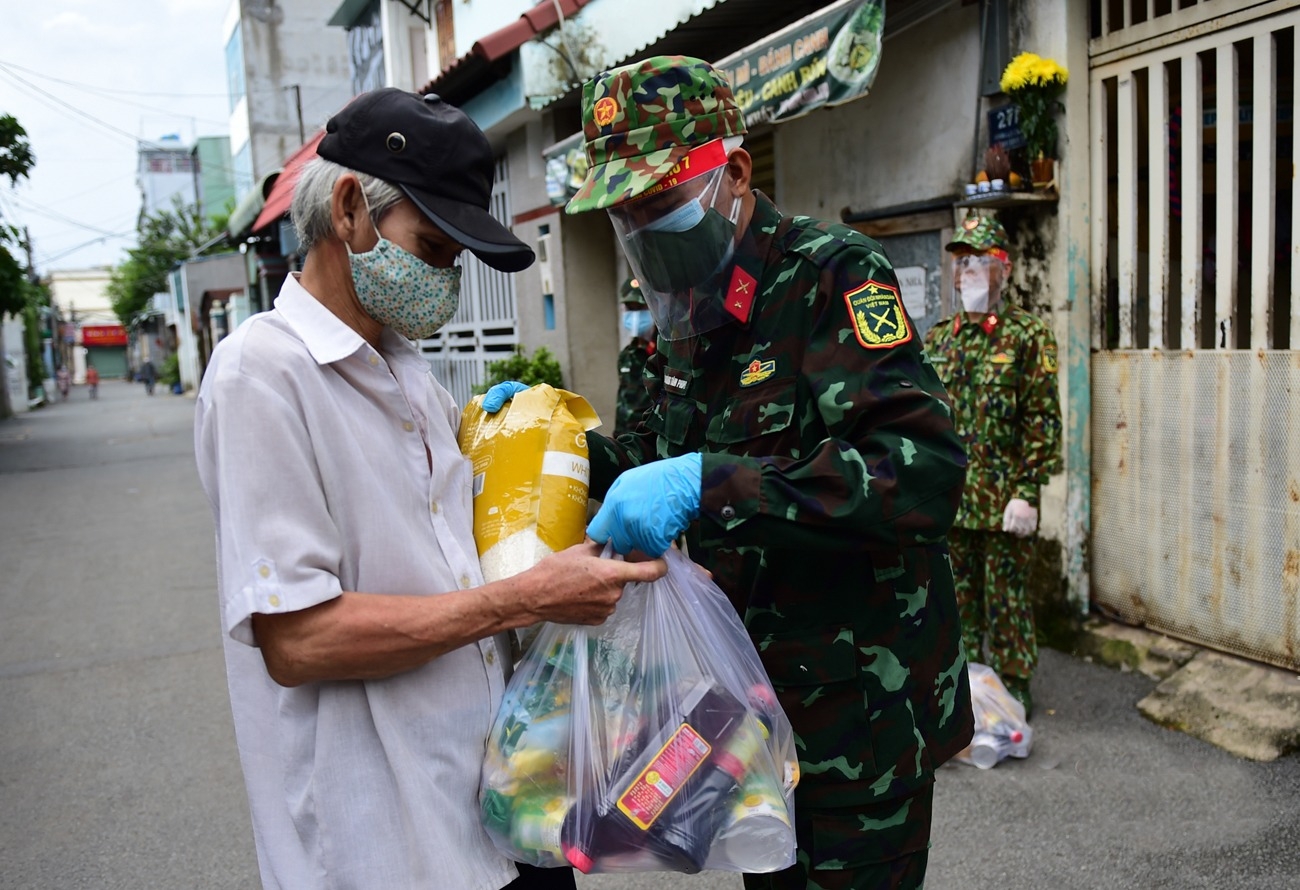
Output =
[{"x1": 843, "y1": 280, "x2": 913, "y2": 350}]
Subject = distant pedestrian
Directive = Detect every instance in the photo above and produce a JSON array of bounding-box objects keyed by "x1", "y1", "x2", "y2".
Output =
[
  {"x1": 613, "y1": 276, "x2": 654, "y2": 437},
  {"x1": 56, "y1": 366, "x2": 70, "y2": 401},
  {"x1": 85, "y1": 364, "x2": 99, "y2": 399},
  {"x1": 139, "y1": 359, "x2": 156, "y2": 396}
]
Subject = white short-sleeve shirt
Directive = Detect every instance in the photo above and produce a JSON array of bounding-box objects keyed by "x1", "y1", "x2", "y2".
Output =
[{"x1": 195, "y1": 275, "x2": 517, "y2": 890}]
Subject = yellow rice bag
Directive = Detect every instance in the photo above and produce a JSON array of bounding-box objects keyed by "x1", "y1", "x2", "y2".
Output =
[{"x1": 458, "y1": 384, "x2": 601, "y2": 583}]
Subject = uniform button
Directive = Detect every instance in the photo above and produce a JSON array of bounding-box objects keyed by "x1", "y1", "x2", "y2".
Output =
[
  {"x1": 720, "y1": 505, "x2": 737, "y2": 521},
  {"x1": 258, "y1": 565, "x2": 270, "y2": 579},
  {"x1": 403, "y1": 421, "x2": 415, "y2": 432},
  {"x1": 368, "y1": 354, "x2": 379, "y2": 366},
  {"x1": 460, "y1": 575, "x2": 472, "y2": 589},
  {"x1": 268, "y1": 595, "x2": 281, "y2": 608}
]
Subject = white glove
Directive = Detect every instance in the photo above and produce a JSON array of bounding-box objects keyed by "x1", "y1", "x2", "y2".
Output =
[{"x1": 1002, "y1": 498, "x2": 1038, "y2": 538}]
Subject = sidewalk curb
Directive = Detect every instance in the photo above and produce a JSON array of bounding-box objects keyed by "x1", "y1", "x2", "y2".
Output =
[{"x1": 1073, "y1": 618, "x2": 1300, "y2": 762}]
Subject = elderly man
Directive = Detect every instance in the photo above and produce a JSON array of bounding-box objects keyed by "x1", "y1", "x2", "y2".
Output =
[
  {"x1": 194, "y1": 88, "x2": 664, "y2": 890},
  {"x1": 563, "y1": 57, "x2": 972, "y2": 890}
]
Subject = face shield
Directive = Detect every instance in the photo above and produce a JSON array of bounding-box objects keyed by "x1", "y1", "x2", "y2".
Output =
[
  {"x1": 954, "y1": 253, "x2": 1007, "y2": 314},
  {"x1": 606, "y1": 151, "x2": 743, "y2": 341}
]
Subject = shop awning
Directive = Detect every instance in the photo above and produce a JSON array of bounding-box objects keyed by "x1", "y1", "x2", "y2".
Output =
[{"x1": 251, "y1": 131, "x2": 325, "y2": 234}]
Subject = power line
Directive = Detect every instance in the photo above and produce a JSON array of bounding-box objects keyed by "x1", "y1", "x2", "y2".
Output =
[{"x1": 0, "y1": 58, "x2": 230, "y2": 99}]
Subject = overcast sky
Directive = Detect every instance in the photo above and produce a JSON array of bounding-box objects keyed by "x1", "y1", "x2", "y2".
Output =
[{"x1": 2, "y1": 0, "x2": 233, "y2": 273}]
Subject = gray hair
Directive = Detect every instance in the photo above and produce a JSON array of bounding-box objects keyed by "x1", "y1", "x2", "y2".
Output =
[{"x1": 291, "y1": 157, "x2": 404, "y2": 253}]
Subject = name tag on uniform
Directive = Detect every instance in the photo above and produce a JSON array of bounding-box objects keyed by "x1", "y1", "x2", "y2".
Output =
[
  {"x1": 990, "y1": 352, "x2": 1015, "y2": 364},
  {"x1": 663, "y1": 370, "x2": 689, "y2": 394}
]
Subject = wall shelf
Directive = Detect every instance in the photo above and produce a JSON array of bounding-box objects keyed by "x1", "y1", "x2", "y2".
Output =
[{"x1": 955, "y1": 189, "x2": 1058, "y2": 210}]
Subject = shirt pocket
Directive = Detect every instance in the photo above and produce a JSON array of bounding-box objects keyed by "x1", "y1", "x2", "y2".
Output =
[
  {"x1": 972, "y1": 361, "x2": 1021, "y2": 445},
  {"x1": 704, "y1": 378, "x2": 797, "y2": 451},
  {"x1": 643, "y1": 395, "x2": 696, "y2": 446},
  {"x1": 757, "y1": 626, "x2": 877, "y2": 786}
]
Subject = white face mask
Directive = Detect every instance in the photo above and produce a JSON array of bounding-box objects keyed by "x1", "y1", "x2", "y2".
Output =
[{"x1": 959, "y1": 275, "x2": 991, "y2": 314}]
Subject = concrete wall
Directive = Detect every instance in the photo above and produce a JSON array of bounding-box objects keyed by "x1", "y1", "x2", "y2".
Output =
[
  {"x1": 48, "y1": 268, "x2": 115, "y2": 321},
  {"x1": 232, "y1": 0, "x2": 353, "y2": 182}
]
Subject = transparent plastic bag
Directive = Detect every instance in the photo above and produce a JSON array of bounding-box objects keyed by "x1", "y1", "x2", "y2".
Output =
[
  {"x1": 954, "y1": 662, "x2": 1033, "y2": 769},
  {"x1": 480, "y1": 547, "x2": 798, "y2": 875}
]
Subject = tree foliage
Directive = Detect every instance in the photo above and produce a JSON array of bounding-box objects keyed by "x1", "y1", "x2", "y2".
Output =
[
  {"x1": 0, "y1": 114, "x2": 35, "y2": 317},
  {"x1": 475, "y1": 346, "x2": 565, "y2": 394},
  {"x1": 107, "y1": 196, "x2": 225, "y2": 326}
]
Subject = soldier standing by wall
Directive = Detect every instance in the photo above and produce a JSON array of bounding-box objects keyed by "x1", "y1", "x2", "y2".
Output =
[
  {"x1": 613, "y1": 276, "x2": 655, "y2": 438},
  {"x1": 923, "y1": 213, "x2": 1063, "y2": 717}
]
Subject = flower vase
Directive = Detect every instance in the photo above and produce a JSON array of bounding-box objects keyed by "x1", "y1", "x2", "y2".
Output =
[{"x1": 1031, "y1": 157, "x2": 1056, "y2": 190}]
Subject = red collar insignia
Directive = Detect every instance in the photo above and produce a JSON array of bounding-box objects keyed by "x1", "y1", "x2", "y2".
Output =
[
  {"x1": 725, "y1": 266, "x2": 758, "y2": 323},
  {"x1": 982, "y1": 313, "x2": 1000, "y2": 334}
]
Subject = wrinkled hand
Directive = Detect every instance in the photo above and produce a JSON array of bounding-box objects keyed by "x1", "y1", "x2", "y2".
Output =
[
  {"x1": 521, "y1": 542, "x2": 667, "y2": 626},
  {"x1": 482, "y1": 380, "x2": 529, "y2": 413},
  {"x1": 587, "y1": 453, "x2": 702, "y2": 556},
  {"x1": 1002, "y1": 498, "x2": 1038, "y2": 538}
]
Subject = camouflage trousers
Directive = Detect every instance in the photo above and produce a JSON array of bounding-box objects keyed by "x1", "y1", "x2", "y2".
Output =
[
  {"x1": 948, "y1": 527, "x2": 1037, "y2": 681},
  {"x1": 742, "y1": 783, "x2": 932, "y2": 890}
]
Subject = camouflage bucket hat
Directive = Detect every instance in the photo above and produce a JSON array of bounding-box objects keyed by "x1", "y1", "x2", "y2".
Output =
[
  {"x1": 946, "y1": 212, "x2": 1010, "y2": 254},
  {"x1": 619, "y1": 276, "x2": 646, "y2": 307},
  {"x1": 564, "y1": 55, "x2": 746, "y2": 215}
]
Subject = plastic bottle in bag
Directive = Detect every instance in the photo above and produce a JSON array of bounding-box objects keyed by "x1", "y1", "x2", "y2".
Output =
[{"x1": 967, "y1": 731, "x2": 1014, "y2": 769}]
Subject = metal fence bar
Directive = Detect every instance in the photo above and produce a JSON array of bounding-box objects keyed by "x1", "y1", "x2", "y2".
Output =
[
  {"x1": 1180, "y1": 51, "x2": 1204, "y2": 349},
  {"x1": 1252, "y1": 30, "x2": 1278, "y2": 348},
  {"x1": 1149, "y1": 61, "x2": 1170, "y2": 348},
  {"x1": 1214, "y1": 42, "x2": 1240, "y2": 348},
  {"x1": 1092, "y1": 74, "x2": 1110, "y2": 351},
  {"x1": 1118, "y1": 72, "x2": 1139, "y2": 347}
]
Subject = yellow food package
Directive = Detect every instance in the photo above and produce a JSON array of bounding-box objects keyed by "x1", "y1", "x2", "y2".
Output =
[{"x1": 458, "y1": 384, "x2": 601, "y2": 583}]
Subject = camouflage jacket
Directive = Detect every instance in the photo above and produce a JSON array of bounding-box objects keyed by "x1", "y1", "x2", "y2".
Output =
[
  {"x1": 589, "y1": 193, "x2": 973, "y2": 808},
  {"x1": 613, "y1": 340, "x2": 653, "y2": 437},
  {"x1": 923, "y1": 306, "x2": 1063, "y2": 530}
]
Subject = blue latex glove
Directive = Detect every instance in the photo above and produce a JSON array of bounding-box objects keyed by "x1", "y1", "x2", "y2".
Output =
[
  {"x1": 587, "y1": 453, "x2": 702, "y2": 556},
  {"x1": 482, "y1": 380, "x2": 529, "y2": 413}
]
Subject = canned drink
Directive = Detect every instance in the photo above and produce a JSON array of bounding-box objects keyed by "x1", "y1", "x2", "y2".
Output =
[
  {"x1": 968, "y1": 731, "x2": 1013, "y2": 769},
  {"x1": 511, "y1": 795, "x2": 571, "y2": 861},
  {"x1": 709, "y1": 768, "x2": 795, "y2": 871}
]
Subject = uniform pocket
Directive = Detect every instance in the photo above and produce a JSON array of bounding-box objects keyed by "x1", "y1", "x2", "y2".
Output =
[
  {"x1": 706, "y1": 379, "x2": 797, "y2": 446},
  {"x1": 757, "y1": 626, "x2": 877, "y2": 785},
  {"x1": 643, "y1": 395, "x2": 695, "y2": 446}
]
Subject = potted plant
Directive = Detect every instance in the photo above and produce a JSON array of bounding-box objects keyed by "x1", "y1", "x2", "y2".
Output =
[{"x1": 1000, "y1": 52, "x2": 1069, "y2": 188}]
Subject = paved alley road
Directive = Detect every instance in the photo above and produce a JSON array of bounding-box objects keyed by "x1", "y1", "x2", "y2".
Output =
[{"x1": 3, "y1": 378, "x2": 1300, "y2": 889}]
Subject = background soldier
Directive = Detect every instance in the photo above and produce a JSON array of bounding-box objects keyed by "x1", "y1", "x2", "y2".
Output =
[
  {"x1": 566, "y1": 56, "x2": 973, "y2": 890},
  {"x1": 923, "y1": 213, "x2": 1063, "y2": 717},
  {"x1": 613, "y1": 276, "x2": 654, "y2": 437}
]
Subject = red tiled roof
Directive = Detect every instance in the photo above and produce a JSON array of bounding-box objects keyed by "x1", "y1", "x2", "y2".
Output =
[
  {"x1": 421, "y1": 0, "x2": 595, "y2": 98},
  {"x1": 251, "y1": 130, "x2": 326, "y2": 233}
]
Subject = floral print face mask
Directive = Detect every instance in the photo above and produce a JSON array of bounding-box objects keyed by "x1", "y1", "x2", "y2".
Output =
[{"x1": 348, "y1": 196, "x2": 462, "y2": 341}]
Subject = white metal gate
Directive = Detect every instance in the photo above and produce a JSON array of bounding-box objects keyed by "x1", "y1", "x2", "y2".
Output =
[
  {"x1": 420, "y1": 155, "x2": 519, "y2": 408},
  {"x1": 1090, "y1": 1, "x2": 1300, "y2": 669}
]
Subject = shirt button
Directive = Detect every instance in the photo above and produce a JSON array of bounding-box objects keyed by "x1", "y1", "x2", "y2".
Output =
[
  {"x1": 430, "y1": 501, "x2": 439, "y2": 514},
  {"x1": 368, "y1": 354, "x2": 379, "y2": 366},
  {"x1": 403, "y1": 421, "x2": 415, "y2": 432},
  {"x1": 720, "y1": 505, "x2": 737, "y2": 521},
  {"x1": 485, "y1": 650, "x2": 496, "y2": 666},
  {"x1": 258, "y1": 565, "x2": 271, "y2": 579},
  {"x1": 268, "y1": 595, "x2": 281, "y2": 608},
  {"x1": 460, "y1": 575, "x2": 472, "y2": 589}
]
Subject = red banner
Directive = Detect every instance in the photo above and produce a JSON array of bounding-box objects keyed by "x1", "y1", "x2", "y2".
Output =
[{"x1": 81, "y1": 325, "x2": 127, "y2": 347}]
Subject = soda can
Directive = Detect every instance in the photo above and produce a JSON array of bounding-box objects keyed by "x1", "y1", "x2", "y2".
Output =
[
  {"x1": 511, "y1": 795, "x2": 571, "y2": 862},
  {"x1": 708, "y1": 763, "x2": 795, "y2": 872}
]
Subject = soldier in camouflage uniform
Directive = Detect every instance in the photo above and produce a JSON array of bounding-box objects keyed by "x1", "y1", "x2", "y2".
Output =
[
  {"x1": 565, "y1": 56, "x2": 974, "y2": 890},
  {"x1": 614, "y1": 276, "x2": 655, "y2": 437},
  {"x1": 922, "y1": 213, "x2": 1063, "y2": 717}
]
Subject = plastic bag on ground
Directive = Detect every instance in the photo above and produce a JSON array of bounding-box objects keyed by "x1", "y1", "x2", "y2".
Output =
[
  {"x1": 458, "y1": 384, "x2": 600, "y2": 655},
  {"x1": 479, "y1": 547, "x2": 798, "y2": 875},
  {"x1": 954, "y1": 662, "x2": 1033, "y2": 769}
]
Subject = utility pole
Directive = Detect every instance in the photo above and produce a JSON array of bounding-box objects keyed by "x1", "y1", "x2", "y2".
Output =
[{"x1": 287, "y1": 84, "x2": 305, "y2": 145}]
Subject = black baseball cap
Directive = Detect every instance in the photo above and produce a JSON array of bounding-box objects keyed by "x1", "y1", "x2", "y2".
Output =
[{"x1": 318, "y1": 88, "x2": 534, "y2": 273}]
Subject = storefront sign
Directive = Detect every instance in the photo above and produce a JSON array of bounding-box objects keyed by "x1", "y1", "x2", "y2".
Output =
[
  {"x1": 543, "y1": 0, "x2": 884, "y2": 206},
  {"x1": 81, "y1": 325, "x2": 128, "y2": 347},
  {"x1": 716, "y1": 0, "x2": 884, "y2": 129}
]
